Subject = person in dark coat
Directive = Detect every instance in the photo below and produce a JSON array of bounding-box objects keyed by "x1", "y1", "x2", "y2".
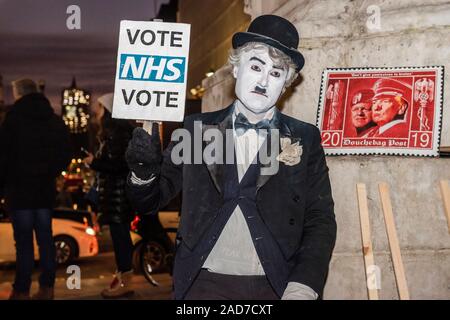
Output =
[
  {"x1": 82, "y1": 93, "x2": 135, "y2": 299},
  {"x1": 125, "y1": 15, "x2": 336, "y2": 300},
  {"x1": 0, "y1": 78, "x2": 72, "y2": 300}
]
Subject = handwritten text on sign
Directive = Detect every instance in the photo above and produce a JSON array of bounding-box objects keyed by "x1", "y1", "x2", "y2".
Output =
[{"x1": 112, "y1": 20, "x2": 191, "y2": 122}]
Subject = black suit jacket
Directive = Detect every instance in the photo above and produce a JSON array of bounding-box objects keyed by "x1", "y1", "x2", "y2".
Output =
[{"x1": 127, "y1": 103, "x2": 337, "y2": 298}]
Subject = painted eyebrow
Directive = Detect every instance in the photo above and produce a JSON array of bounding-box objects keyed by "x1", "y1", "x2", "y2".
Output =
[
  {"x1": 249, "y1": 57, "x2": 285, "y2": 71},
  {"x1": 249, "y1": 57, "x2": 265, "y2": 65}
]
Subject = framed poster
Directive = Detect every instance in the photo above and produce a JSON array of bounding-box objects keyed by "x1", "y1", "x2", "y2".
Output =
[{"x1": 316, "y1": 66, "x2": 444, "y2": 156}]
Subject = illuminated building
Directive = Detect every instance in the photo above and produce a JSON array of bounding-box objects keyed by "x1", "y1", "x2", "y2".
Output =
[
  {"x1": 61, "y1": 77, "x2": 90, "y2": 157},
  {"x1": 61, "y1": 77, "x2": 90, "y2": 134}
]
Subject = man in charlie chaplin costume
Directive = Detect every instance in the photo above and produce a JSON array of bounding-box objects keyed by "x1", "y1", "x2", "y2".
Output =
[{"x1": 126, "y1": 15, "x2": 336, "y2": 300}]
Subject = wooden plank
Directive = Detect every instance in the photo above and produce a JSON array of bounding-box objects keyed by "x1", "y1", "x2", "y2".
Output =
[
  {"x1": 142, "y1": 120, "x2": 156, "y2": 135},
  {"x1": 378, "y1": 182, "x2": 410, "y2": 300},
  {"x1": 356, "y1": 183, "x2": 379, "y2": 300},
  {"x1": 439, "y1": 180, "x2": 450, "y2": 233}
]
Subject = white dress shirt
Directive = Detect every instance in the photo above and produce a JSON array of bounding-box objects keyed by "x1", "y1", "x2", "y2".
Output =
[{"x1": 202, "y1": 105, "x2": 268, "y2": 275}]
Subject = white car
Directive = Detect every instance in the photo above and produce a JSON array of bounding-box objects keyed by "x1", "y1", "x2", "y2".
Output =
[{"x1": 0, "y1": 208, "x2": 99, "y2": 264}]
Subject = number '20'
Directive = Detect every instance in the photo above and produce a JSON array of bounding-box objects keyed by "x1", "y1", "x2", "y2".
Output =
[{"x1": 322, "y1": 132, "x2": 341, "y2": 147}]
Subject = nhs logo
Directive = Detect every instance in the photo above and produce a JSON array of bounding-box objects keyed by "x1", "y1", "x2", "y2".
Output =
[{"x1": 119, "y1": 54, "x2": 186, "y2": 83}]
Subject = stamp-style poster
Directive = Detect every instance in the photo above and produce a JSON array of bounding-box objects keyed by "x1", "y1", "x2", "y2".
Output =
[{"x1": 316, "y1": 66, "x2": 444, "y2": 156}]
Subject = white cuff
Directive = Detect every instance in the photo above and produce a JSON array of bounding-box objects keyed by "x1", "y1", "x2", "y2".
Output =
[
  {"x1": 130, "y1": 172, "x2": 156, "y2": 185},
  {"x1": 281, "y1": 282, "x2": 318, "y2": 300}
]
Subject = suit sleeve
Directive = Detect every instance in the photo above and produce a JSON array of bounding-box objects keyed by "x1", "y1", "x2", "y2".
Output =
[
  {"x1": 288, "y1": 126, "x2": 337, "y2": 298},
  {"x1": 126, "y1": 138, "x2": 183, "y2": 216}
]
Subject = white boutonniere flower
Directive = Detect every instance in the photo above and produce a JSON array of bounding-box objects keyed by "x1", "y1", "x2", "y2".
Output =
[{"x1": 276, "y1": 137, "x2": 302, "y2": 166}]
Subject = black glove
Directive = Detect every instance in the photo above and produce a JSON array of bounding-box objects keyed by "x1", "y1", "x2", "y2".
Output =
[{"x1": 126, "y1": 124, "x2": 162, "y2": 180}]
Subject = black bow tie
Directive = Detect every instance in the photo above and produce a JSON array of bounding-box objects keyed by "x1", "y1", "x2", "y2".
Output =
[{"x1": 234, "y1": 112, "x2": 278, "y2": 136}]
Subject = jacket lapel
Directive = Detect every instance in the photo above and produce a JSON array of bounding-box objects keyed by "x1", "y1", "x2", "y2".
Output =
[
  {"x1": 203, "y1": 103, "x2": 235, "y2": 194},
  {"x1": 256, "y1": 109, "x2": 292, "y2": 192}
]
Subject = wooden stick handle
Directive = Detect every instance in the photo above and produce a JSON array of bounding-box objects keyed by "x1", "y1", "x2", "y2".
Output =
[
  {"x1": 142, "y1": 120, "x2": 155, "y2": 134},
  {"x1": 378, "y1": 182, "x2": 410, "y2": 300},
  {"x1": 439, "y1": 180, "x2": 450, "y2": 233},
  {"x1": 356, "y1": 183, "x2": 379, "y2": 300}
]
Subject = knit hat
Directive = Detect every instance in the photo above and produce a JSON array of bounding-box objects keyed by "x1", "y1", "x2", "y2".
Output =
[{"x1": 97, "y1": 93, "x2": 114, "y2": 113}]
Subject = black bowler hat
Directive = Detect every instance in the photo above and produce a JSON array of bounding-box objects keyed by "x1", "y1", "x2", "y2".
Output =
[{"x1": 232, "y1": 14, "x2": 305, "y2": 72}]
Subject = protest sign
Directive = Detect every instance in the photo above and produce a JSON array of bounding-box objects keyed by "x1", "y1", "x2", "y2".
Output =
[{"x1": 112, "y1": 20, "x2": 191, "y2": 122}]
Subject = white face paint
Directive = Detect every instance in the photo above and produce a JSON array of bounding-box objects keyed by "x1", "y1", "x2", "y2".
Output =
[{"x1": 233, "y1": 47, "x2": 288, "y2": 117}]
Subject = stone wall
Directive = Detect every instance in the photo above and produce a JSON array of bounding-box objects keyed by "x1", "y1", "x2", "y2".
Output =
[
  {"x1": 178, "y1": 0, "x2": 250, "y2": 98},
  {"x1": 199, "y1": 0, "x2": 450, "y2": 299}
]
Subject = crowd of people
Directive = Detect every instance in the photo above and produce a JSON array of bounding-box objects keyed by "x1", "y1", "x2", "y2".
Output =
[{"x1": 0, "y1": 79, "x2": 138, "y2": 300}]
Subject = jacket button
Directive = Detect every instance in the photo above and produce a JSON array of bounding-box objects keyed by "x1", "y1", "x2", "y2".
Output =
[
  {"x1": 293, "y1": 195, "x2": 300, "y2": 202},
  {"x1": 289, "y1": 218, "x2": 295, "y2": 225}
]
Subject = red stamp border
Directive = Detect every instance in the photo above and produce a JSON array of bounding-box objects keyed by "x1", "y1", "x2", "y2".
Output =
[{"x1": 316, "y1": 66, "x2": 444, "y2": 157}]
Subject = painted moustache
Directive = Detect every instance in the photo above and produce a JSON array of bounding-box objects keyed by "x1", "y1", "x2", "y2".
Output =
[{"x1": 252, "y1": 85, "x2": 267, "y2": 97}]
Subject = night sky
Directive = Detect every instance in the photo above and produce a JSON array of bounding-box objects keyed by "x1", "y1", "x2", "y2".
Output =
[{"x1": 0, "y1": 0, "x2": 169, "y2": 112}]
